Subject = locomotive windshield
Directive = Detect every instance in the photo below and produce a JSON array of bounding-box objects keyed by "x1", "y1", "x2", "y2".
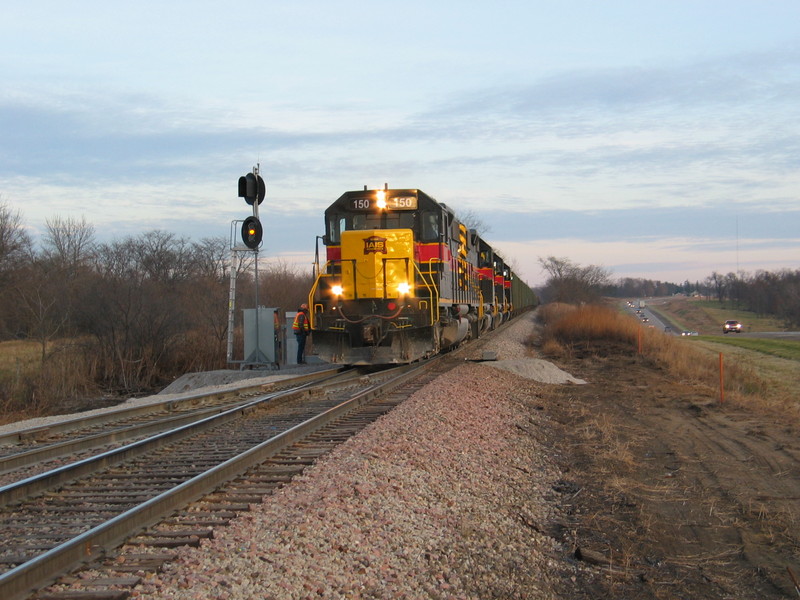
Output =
[{"x1": 326, "y1": 211, "x2": 416, "y2": 244}]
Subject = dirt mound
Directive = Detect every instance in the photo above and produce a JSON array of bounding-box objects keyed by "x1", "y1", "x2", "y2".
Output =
[{"x1": 485, "y1": 358, "x2": 587, "y2": 384}]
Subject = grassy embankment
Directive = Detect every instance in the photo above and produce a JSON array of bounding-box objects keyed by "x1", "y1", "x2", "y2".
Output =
[
  {"x1": 538, "y1": 303, "x2": 799, "y2": 422},
  {"x1": 0, "y1": 339, "x2": 97, "y2": 425},
  {"x1": 648, "y1": 297, "x2": 800, "y2": 407}
]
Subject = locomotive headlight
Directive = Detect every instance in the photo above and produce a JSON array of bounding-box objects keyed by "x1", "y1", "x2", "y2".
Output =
[
  {"x1": 397, "y1": 282, "x2": 410, "y2": 295},
  {"x1": 331, "y1": 284, "x2": 344, "y2": 296},
  {"x1": 376, "y1": 189, "x2": 387, "y2": 209}
]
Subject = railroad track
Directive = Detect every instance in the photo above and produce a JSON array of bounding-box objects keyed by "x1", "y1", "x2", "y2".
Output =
[
  {"x1": 0, "y1": 357, "x2": 454, "y2": 600},
  {"x1": 0, "y1": 367, "x2": 346, "y2": 482},
  {"x1": 1, "y1": 321, "x2": 508, "y2": 600}
]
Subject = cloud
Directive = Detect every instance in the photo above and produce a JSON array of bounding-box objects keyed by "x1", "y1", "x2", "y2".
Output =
[
  {"x1": 486, "y1": 204, "x2": 800, "y2": 243},
  {"x1": 4, "y1": 41, "x2": 799, "y2": 200},
  {"x1": 2, "y1": 40, "x2": 797, "y2": 291}
]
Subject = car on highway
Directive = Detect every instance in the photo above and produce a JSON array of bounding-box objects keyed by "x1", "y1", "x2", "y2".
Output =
[
  {"x1": 723, "y1": 320, "x2": 743, "y2": 334},
  {"x1": 681, "y1": 331, "x2": 699, "y2": 336}
]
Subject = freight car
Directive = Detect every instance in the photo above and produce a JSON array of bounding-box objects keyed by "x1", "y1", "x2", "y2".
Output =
[{"x1": 307, "y1": 186, "x2": 537, "y2": 365}]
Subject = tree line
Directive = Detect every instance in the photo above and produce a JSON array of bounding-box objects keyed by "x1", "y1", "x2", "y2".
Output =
[
  {"x1": 537, "y1": 256, "x2": 800, "y2": 327},
  {"x1": 702, "y1": 269, "x2": 800, "y2": 326},
  {"x1": 2, "y1": 201, "x2": 797, "y2": 415},
  {"x1": 0, "y1": 203, "x2": 313, "y2": 414}
]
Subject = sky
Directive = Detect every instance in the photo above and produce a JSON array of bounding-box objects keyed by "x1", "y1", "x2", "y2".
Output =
[{"x1": 1, "y1": 1, "x2": 798, "y2": 287}]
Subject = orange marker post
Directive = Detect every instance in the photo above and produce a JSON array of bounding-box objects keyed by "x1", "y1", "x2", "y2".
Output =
[{"x1": 719, "y1": 352, "x2": 725, "y2": 403}]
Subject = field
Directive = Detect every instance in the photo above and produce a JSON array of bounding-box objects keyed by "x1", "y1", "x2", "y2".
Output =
[
  {"x1": 0, "y1": 339, "x2": 103, "y2": 424},
  {"x1": 0, "y1": 339, "x2": 43, "y2": 371},
  {"x1": 535, "y1": 304, "x2": 800, "y2": 598}
]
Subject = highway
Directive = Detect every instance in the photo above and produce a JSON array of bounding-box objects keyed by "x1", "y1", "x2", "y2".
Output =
[
  {"x1": 623, "y1": 301, "x2": 678, "y2": 335},
  {"x1": 622, "y1": 299, "x2": 800, "y2": 340}
]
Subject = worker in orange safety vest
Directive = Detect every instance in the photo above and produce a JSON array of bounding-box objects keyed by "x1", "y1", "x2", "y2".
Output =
[{"x1": 292, "y1": 303, "x2": 310, "y2": 364}]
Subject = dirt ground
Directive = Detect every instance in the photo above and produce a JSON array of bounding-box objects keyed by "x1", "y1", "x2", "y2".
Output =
[{"x1": 541, "y1": 341, "x2": 800, "y2": 599}]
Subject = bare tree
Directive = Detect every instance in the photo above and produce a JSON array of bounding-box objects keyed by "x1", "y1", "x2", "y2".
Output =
[
  {"x1": 190, "y1": 236, "x2": 230, "y2": 281},
  {"x1": 183, "y1": 237, "x2": 233, "y2": 369},
  {"x1": 83, "y1": 232, "x2": 195, "y2": 391},
  {"x1": 538, "y1": 256, "x2": 612, "y2": 304},
  {"x1": 15, "y1": 261, "x2": 68, "y2": 361},
  {"x1": 42, "y1": 215, "x2": 96, "y2": 271},
  {"x1": 259, "y1": 258, "x2": 315, "y2": 312},
  {"x1": 456, "y1": 209, "x2": 492, "y2": 236},
  {"x1": 706, "y1": 271, "x2": 726, "y2": 303},
  {"x1": 132, "y1": 231, "x2": 194, "y2": 284},
  {"x1": 0, "y1": 201, "x2": 33, "y2": 338},
  {"x1": 0, "y1": 201, "x2": 32, "y2": 278},
  {"x1": 37, "y1": 215, "x2": 98, "y2": 336}
]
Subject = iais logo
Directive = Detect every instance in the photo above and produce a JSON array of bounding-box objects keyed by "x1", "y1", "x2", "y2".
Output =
[{"x1": 363, "y1": 235, "x2": 388, "y2": 255}]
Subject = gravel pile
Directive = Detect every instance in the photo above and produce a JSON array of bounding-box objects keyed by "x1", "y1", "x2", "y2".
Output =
[
  {"x1": 127, "y1": 314, "x2": 579, "y2": 599},
  {"x1": 486, "y1": 359, "x2": 587, "y2": 385}
]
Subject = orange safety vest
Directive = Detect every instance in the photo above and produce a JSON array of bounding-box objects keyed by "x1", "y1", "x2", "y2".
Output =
[{"x1": 292, "y1": 311, "x2": 309, "y2": 334}]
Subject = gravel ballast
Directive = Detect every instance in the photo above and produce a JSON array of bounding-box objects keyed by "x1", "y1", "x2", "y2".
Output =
[{"x1": 126, "y1": 314, "x2": 580, "y2": 599}]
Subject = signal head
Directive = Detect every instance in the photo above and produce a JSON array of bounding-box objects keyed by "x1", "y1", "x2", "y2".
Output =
[
  {"x1": 241, "y1": 216, "x2": 263, "y2": 249},
  {"x1": 238, "y1": 173, "x2": 266, "y2": 205}
]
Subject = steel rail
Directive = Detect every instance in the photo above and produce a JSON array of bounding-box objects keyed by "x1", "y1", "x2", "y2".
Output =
[
  {"x1": 0, "y1": 366, "x2": 342, "y2": 447},
  {"x1": 0, "y1": 357, "x2": 435, "y2": 600},
  {"x1": 0, "y1": 368, "x2": 352, "y2": 477},
  {"x1": 0, "y1": 371, "x2": 352, "y2": 509},
  {"x1": 0, "y1": 403, "x2": 245, "y2": 475}
]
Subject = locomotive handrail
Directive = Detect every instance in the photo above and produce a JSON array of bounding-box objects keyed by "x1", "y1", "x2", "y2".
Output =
[
  {"x1": 414, "y1": 259, "x2": 439, "y2": 326},
  {"x1": 308, "y1": 262, "x2": 333, "y2": 328}
]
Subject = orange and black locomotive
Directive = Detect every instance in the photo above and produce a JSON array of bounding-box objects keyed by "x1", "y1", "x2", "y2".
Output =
[{"x1": 308, "y1": 186, "x2": 537, "y2": 365}]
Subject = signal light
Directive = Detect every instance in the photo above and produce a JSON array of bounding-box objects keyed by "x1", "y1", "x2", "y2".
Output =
[
  {"x1": 241, "y1": 216, "x2": 263, "y2": 249},
  {"x1": 238, "y1": 172, "x2": 266, "y2": 205}
]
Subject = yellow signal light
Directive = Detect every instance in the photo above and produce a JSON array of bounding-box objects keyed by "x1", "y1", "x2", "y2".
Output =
[{"x1": 240, "y1": 216, "x2": 262, "y2": 250}]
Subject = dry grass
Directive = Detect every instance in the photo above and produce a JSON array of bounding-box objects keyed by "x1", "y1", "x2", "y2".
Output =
[
  {"x1": 0, "y1": 339, "x2": 100, "y2": 424},
  {"x1": 0, "y1": 339, "x2": 42, "y2": 370},
  {"x1": 538, "y1": 303, "x2": 797, "y2": 421}
]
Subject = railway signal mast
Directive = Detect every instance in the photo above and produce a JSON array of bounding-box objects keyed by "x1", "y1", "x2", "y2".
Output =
[{"x1": 227, "y1": 164, "x2": 274, "y2": 368}]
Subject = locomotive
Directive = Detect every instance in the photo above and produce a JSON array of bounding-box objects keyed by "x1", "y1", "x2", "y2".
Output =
[{"x1": 307, "y1": 186, "x2": 537, "y2": 365}]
